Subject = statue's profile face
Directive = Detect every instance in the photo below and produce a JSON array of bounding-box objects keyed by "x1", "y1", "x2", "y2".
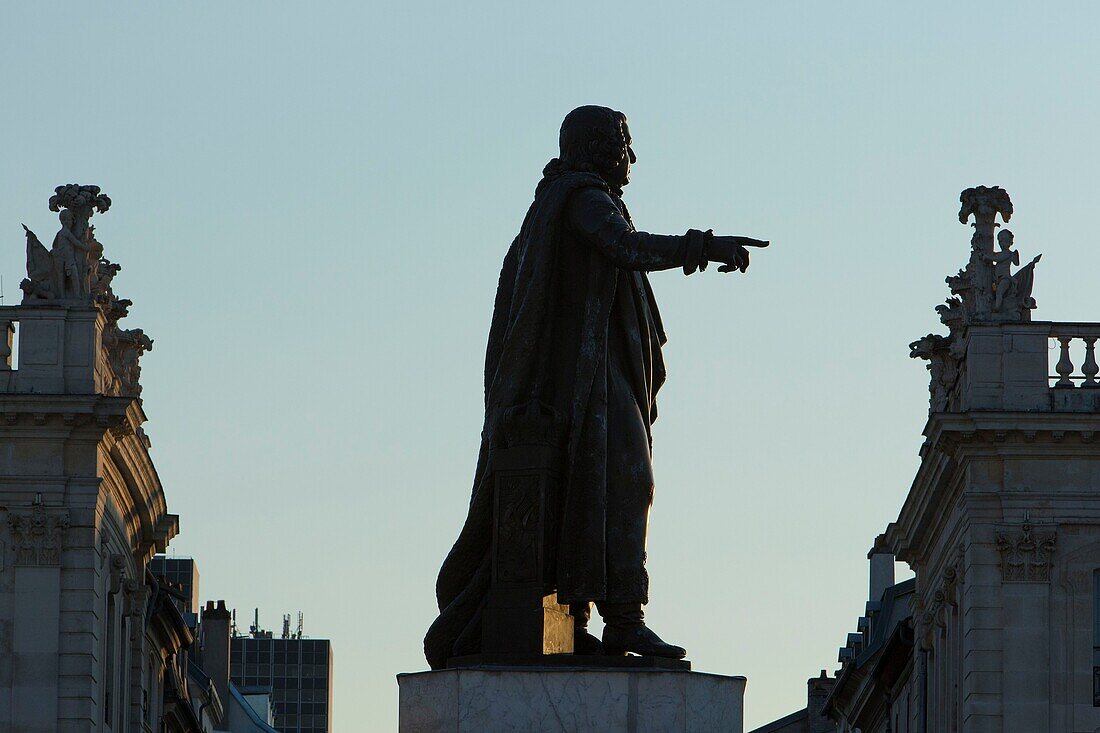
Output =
[
  {"x1": 557, "y1": 106, "x2": 632, "y2": 185},
  {"x1": 606, "y1": 121, "x2": 636, "y2": 188}
]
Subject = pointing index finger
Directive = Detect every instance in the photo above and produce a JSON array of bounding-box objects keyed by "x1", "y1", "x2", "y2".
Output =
[{"x1": 734, "y1": 237, "x2": 770, "y2": 248}]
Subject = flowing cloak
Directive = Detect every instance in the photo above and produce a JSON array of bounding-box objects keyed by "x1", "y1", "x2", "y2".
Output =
[{"x1": 425, "y1": 170, "x2": 690, "y2": 669}]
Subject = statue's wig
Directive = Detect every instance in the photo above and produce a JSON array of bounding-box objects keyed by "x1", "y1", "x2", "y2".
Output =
[{"x1": 544, "y1": 106, "x2": 629, "y2": 179}]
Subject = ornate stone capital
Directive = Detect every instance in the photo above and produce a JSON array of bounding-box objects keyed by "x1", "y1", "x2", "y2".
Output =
[
  {"x1": 958, "y1": 185, "x2": 1013, "y2": 226},
  {"x1": 996, "y1": 517, "x2": 1056, "y2": 582},
  {"x1": 48, "y1": 183, "x2": 111, "y2": 216},
  {"x1": 8, "y1": 504, "x2": 71, "y2": 566}
]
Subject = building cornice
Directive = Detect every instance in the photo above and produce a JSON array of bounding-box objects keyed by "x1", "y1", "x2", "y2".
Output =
[{"x1": 889, "y1": 411, "x2": 1100, "y2": 564}]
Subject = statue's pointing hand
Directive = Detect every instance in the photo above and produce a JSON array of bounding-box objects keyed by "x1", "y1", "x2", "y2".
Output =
[{"x1": 710, "y1": 236, "x2": 770, "y2": 273}]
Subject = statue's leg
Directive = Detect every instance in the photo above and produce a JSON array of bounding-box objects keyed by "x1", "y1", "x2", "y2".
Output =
[
  {"x1": 596, "y1": 351, "x2": 685, "y2": 659},
  {"x1": 602, "y1": 353, "x2": 653, "y2": 607},
  {"x1": 569, "y1": 602, "x2": 602, "y2": 655}
]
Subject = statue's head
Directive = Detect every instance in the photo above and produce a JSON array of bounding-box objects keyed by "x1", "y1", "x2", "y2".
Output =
[{"x1": 552, "y1": 106, "x2": 635, "y2": 187}]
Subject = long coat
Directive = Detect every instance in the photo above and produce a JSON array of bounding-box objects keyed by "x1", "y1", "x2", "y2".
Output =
[{"x1": 424, "y1": 170, "x2": 679, "y2": 669}]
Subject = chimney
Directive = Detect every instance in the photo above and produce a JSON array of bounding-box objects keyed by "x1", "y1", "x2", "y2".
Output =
[
  {"x1": 868, "y1": 533, "x2": 895, "y2": 604},
  {"x1": 807, "y1": 670, "x2": 835, "y2": 733},
  {"x1": 201, "y1": 600, "x2": 232, "y2": 713}
]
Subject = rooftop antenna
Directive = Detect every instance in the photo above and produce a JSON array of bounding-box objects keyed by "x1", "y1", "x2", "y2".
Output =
[
  {"x1": 282, "y1": 614, "x2": 291, "y2": 639},
  {"x1": 296, "y1": 611, "x2": 304, "y2": 639},
  {"x1": 251, "y1": 608, "x2": 259, "y2": 637},
  {"x1": 231, "y1": 608, "x2": 238, "y2": 638}
]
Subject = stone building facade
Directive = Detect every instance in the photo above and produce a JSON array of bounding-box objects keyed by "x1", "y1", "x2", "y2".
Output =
[
  {"x1": 755, "y1": 186, "x2": 1100, "y2": 732},
  {"x1": 0, "y1": 185, "x2": 186, "y2": 732}
]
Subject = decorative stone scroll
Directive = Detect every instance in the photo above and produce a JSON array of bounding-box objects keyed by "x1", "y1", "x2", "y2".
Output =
[
  {"x1": 123, "y1": 578, "x2": 152, "y2": 618},
  {"x1": 109, "y1": 554, "x2": 126, "y2": 594},
  {"x1": 910, "y1": 186, "x2": 1043, "y2": 413},
  {"x1": 914, "y1": 544, "x2": 964, "y2": 646},
  {"x1": 8, "y1": 504, "x2": 71, "y2": 566},
  {"x1": 995, "y1": 516, "x2": 1056, "y2": 582}
]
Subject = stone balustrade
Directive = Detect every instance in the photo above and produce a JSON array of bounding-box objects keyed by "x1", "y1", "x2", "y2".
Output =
[
  {"x1": 956, "y1": 321, "x2": 1100, "y2": 413},
  {"x1": 1049, "y1": 323, "x2": 1100, "y2": 388}
]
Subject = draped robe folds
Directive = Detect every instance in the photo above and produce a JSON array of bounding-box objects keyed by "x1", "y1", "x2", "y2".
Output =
[{"x1": 424, "y1": 170, "x2": 693, "y2": 670}]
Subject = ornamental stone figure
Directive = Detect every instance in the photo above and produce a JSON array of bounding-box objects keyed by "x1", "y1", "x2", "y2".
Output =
[
  {"x1": 911, "y1": 186, "x2": 1042, "y2": 415},
  {"x1": 425, "y1": 106, "x2": 768, "y2": 670},
  {"x1": 16, "y1": 185, "x2": 153, "y2": 399},
  {"x1": 21, "y1": 184, "x2": 112, "y2": 302}
]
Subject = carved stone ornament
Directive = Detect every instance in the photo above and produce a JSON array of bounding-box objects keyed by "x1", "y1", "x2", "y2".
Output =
[
  {"x1": 909, "y1": 333, "x2": 956, "y2": 414},
  {"x1": 103, "y1": 326, "x2": 153, "y2": 397},
  {"x1": 8, "y1": 504, "x2": 71, "y2": 566},
  {"x1": 100, "y1": 296, "x2": 153, "y2": 397},
  {"x1": 19, "y1": 185, "x2": 153, "y2": 398},
  {"x1": 109, "y1": 554, "x2": 126, "y2": 594},
  {"x1": 916, "y1": 544, "x2": 965, "y2": 645},
  {"x1": 910, "y1": 186, "x2": 1042, "y2": 414},
  {"x1": 996, "y1": 516, "x2": 1056, "y2": 582},
  {"x1": 20, "y1": 184, "x2": 112, "y2": 303},
  {"x1": 123, "y1": 578, "x2": 151, "y2": 618}
]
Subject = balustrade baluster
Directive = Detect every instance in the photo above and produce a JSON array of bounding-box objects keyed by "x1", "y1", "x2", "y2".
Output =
[
  {"x1": 1083, "y1": 337, "x2": 1100, "y2": 387},
  {"x1": 1055, "y1": 336, "x2": 1076, "y2": 388}
]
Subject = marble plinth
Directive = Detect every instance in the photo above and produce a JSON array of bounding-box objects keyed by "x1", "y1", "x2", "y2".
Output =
[{"x1": 397, "y1": 666, "x2": 746, "y2": 732}]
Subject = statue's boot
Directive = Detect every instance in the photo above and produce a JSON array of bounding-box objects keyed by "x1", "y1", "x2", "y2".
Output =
[
  {"x1": 599, "y1": 603, "x2": 687, "y2": 659},
  {"x1": 570, "y1": 602, "x2": 603, "y2": 655}
]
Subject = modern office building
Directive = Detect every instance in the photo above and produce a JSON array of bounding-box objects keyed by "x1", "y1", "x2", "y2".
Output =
[
  {"x1": 149, "y1": 554, "x2": 284, "y2": 733},
  {"x1": 230, "y1": 626, "x2": 334, "y2": 733},
  {"x1": 152, "y1": 555, "x2": 201, "y2": 613}
]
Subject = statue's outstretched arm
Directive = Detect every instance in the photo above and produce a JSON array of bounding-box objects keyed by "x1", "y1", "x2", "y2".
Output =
[
  {"x1": 567, "y1": 188, "x2": 767, "y2": 274},
  {"x1": 567, "y1": 188, "x2": 688, "y2": 272}
]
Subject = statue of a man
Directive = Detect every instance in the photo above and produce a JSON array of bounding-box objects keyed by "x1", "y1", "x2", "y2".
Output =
[
  {"x1": 51, "y1": 209, "x2": 92, "y2": 298},
  {"x1": 426, "y1": 106, "x2": 768, "y2": 668}
]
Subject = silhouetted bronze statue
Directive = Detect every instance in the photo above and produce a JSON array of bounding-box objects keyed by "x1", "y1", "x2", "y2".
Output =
[{"x1": 425, "y1": 106, "x2": 768, "y2": 669}]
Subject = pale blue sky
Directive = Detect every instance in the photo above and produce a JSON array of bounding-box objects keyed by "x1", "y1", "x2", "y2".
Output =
[{"x1": 4, "y1": 3, "x2": 1100, "y2": 730}]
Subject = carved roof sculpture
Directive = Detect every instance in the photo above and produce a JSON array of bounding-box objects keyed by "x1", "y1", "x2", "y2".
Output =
[
  {"x1": 909, "y1": 186, "x2": 1041, "y2": 414},
  {"x1": 18, "y1": 184, "x2": 153, "y2": 398}
]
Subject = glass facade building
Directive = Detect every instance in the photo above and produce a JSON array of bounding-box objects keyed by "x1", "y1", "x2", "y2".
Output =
[
  {"x1": 230, "y1": 636, "x2": 333, "y2": 733},
  {"x1": 149, "y1": 556, "x2": 199, "y2": 613}
]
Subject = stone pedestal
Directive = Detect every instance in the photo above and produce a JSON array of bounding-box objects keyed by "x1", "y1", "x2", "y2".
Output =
[{"x1": 397, "y1": 666, "x2": 746, "y2": 732}]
